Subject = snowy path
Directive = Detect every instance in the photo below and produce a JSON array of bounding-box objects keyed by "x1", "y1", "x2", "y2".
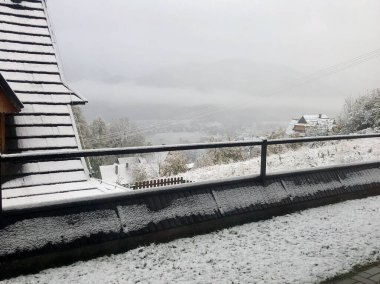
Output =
[{"x1": 3, "y1": 195, "x2": 380, "y2": 284}]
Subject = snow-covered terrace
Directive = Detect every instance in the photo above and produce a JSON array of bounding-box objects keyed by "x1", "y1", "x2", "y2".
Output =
[
  {"x1": 1, "y1": 133, "x2": 380, "y2": 279},
  {"x1": 3, "y1": 194, "x2": 379, "y2": 284}
]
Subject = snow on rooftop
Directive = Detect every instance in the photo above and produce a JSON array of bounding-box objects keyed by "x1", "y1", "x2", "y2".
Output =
[
  {"x1": 303, "y1": 114, "x2": 329, "y2": 120},
  {"x1": 2, "y1": 178, "x2": 130, "y2": 210},
  {"x1": 0, "y1": 0, "x2": 92, "y2": 205},
  {"x1": 4, "y1": 194, "x2": 380, "y2": 283}
]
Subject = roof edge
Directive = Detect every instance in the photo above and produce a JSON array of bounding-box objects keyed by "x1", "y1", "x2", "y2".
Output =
[{"x1": 43, "y1": 0, "x2": 88, "y2": 105}]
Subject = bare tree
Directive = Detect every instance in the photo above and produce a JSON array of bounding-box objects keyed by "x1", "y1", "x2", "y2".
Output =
[{"x1": 109, "y1": 118, "x2": 145, "y2": 147}]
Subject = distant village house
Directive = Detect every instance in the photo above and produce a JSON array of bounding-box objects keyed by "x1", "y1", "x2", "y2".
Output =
[
  {"x1": 286, "y1": 114, "x2": 336, "y2": 136},
  {"x1": 100, "y1": 152, "x2": 169, "y2": 187}
]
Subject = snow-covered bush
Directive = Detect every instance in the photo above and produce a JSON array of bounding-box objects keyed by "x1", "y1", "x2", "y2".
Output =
[
  {"x1": 131, "y1": 165, "x2": 148, "y2": 183},
  {"x1": 195, "y1": 147, "x2": 247, "y2": 167},
  {"x1": 266, "y1": 129, "x2": 303, "y2": 155},
  {"x1": 161, "y1": 152, "x2": 188, "y2": 176},
  {"x1": 305, "y1": 123, "x2": 336, "y2": 137},
  {"x1": 337, "y1": 89, "x2": 380, "y2": 134}
]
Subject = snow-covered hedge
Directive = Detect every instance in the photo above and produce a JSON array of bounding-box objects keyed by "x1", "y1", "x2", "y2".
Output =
[{"x1": 337, "y1": 89, "x2": 380, "y2": 134}]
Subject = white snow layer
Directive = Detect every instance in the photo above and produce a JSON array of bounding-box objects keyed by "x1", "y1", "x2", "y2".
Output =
[
  {"x1": 3, "y1": 195, "x2": 380, "y2": 284},
  {"x1": 179, "y1": 138, "x2": 380, "y2": 182}
]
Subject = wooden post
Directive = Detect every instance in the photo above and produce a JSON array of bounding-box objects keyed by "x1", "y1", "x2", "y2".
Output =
[
  {"x1": 260, "y1": 139, "x2": 267, "y2": 183},
  {"x1": 0, "y1": 113, "x2": 5, "y2": 154},
  {"x1": 0, "y1": 113, "x2": 5, "y2": 215},
  {"x1": 0, "y1": 155, "x2": 2, "y2": 215}
]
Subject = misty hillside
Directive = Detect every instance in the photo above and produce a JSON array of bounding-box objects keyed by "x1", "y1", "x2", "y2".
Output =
[
  {"x1": 75, "y1": 59, "x2": 342, "y2": 122},
  {"x1": 134, "y1": 59, "x2": 301, "y2": 94}
]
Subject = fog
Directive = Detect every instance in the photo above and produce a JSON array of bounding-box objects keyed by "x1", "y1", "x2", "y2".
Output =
[{"x1": 47, "y1": 0, "x2": 380, "y2": 123}]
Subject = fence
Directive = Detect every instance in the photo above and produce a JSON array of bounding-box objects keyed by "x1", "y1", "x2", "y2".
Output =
[
  {"x1": 131, "y1": 177, "x2": 192, "y2": 190},
  {"x1": 1, "y1": 133, "x2": 380, "y2": 213}
]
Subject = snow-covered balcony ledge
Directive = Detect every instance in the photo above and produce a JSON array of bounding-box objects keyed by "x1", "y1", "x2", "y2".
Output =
[
  {"x1": 1, "y1": 159, "x2": 379, "y2": 215},
  {"x1": 1, "y1": 158, "x2": 380, "y2": 279}
]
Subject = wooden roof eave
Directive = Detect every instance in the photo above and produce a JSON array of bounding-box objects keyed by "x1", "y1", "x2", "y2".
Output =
[
  {"x1": 62, "y1": 82, "x2": 88, "y2": 105},
  {"x1": 0, "y1": 73, "x2": 24, "y2": 112}
]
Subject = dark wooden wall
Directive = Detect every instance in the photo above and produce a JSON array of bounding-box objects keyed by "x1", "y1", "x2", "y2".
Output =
[{"x1": 0, "y1": 89, "x2": 18, "y2": 153}]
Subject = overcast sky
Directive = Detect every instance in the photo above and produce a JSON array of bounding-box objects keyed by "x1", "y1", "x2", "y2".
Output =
[{"x1": 47, "y1": 0, "x2": 380, "y2": 122}]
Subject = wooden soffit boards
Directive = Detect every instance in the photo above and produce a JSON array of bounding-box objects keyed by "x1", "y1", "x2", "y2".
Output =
[{"x1": 0, "y1": 73, "x2": 23, "y2": 113}]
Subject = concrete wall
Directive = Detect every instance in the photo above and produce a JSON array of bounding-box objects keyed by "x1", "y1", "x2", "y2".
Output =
[{"x1": 1, "y1": 161, "x2": 380, "y2": 279}]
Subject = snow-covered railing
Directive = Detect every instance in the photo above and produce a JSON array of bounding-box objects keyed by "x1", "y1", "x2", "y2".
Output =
[{"x1": 1, "y1": 133, "x2": 380, "y2": 213}]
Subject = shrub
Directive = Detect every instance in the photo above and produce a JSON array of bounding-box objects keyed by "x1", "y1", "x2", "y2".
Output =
[
  {"x1": 161, "y1": 152, "x2": 188, "y2": 176},
  {"x1": 337, "y1": 89, "x2": 380, "y2": 134}
]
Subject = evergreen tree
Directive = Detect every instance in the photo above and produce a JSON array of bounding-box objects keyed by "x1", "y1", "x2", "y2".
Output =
[{"x1": 72, "y1": 106, "x2": 92, "y2": 148}]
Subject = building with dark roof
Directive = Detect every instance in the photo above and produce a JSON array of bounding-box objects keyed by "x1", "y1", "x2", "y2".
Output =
[
  {"x1": 0, "y1": 0, "x2": 127, "y2": 209},
  {"x1": 286, "y1": 114, "x2": 336, "y2": 136}
]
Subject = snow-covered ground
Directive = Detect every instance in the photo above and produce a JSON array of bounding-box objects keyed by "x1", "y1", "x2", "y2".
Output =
[
  {"x1": 179, "y1": 138, "x2": 380, "y2": 182},
  {"x1": 3, "y1": 195, "x2": 380, "y2": 283}
]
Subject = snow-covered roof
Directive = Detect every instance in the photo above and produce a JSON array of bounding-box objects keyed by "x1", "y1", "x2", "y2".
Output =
[
  {"x1": 100, "y1": 163, "x2": 133, "y2": 186},
  {"x1": 302, "y1": 114, "x2": 328, "y2": 121},
  {"x1": 118, "y1": 156, "x2": 142, "y2": 165},
  {"x1": 299, "y1": 114, "x2": 334, "y2": 126},
  {"x1": 143, "y1": 151, "x2": 169, "y2": 165},
  {"x1": 0, "y1": 0, "x2": 113, "y2": 208}
]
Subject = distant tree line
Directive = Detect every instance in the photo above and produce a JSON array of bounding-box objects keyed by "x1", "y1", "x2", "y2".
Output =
[
  {"x1": 73, "y1": 107, "x2": 191, "y2": 180},
  {"x1": 73, "y1": 89, "x2": 379, "y2": 178},
  {"x1": 73, "y1": 107, "x2": 146, "y2": 178}
]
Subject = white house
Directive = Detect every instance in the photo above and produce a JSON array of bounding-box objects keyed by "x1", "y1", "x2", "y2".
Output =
[{"x1": 100, "y1": 152, "x2": 169, "y2": 186}]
